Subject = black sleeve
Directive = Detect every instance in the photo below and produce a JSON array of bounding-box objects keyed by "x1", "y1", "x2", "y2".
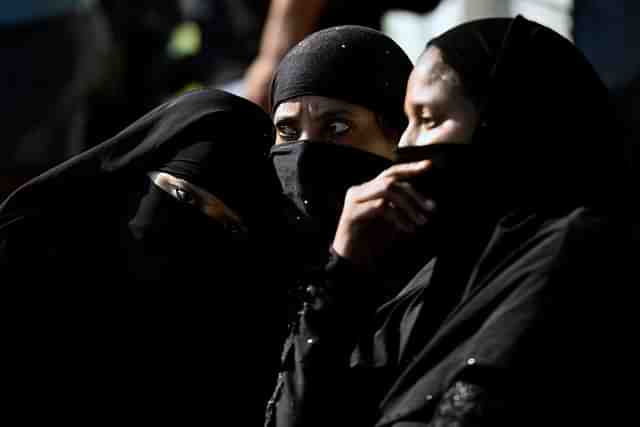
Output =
[{"x1": 265, "y1": 250, "x2": 381, "y2": 427}]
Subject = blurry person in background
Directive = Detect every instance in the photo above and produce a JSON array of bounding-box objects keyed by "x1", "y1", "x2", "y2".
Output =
[
  {"x1": 0, "y1": 0, "x2": 110, "y2": 200},
  {"x1": 87, "y1": 1, "x2": 185, "y2": 144}
]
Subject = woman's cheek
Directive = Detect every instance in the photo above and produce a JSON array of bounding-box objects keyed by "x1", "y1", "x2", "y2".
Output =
[{"x1": 415, "y1": 127, "x2": 436, "y2": 146}]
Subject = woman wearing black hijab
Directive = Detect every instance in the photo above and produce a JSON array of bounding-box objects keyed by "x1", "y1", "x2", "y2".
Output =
[
  {"x1": 0, "y1": 88, "x2": 280, "y2": 282},
  {"x1": 268, "y1": 25, "x2": 432, "y2": 291},
  {"x1": 1, "y1": 88, "x2": 287, "y2": 424},
  {"x1": 268, "y1": 16, "x2": 626, "y2": 427}
]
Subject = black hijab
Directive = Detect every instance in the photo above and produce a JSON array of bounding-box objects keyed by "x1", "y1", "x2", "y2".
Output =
[
  {"x1": 423, "y1": 15, "x2": 624, "y2": 212},
  {"x1": 0, "y1": 88, "x2": 278, "y2": 282}
]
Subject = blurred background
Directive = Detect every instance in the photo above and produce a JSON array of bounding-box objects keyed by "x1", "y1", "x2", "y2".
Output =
[{"x1": 1, "y1": 0, "x2": 637, "y2": 214}]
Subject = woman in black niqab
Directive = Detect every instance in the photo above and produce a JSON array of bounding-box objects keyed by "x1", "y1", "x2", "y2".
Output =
[
  {"x1": 1, "y1": 88, "x2": 287, "y2": 424},
  {"x1": 0, "y1": 88, "x2": 279, "y2": 282}
]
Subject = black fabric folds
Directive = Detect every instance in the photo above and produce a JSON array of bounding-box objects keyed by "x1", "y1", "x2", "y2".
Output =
[
  {"x1": 427, "y1": 15, "x2": 624, "y2": 212},
  {"x1": 395, "y1": 143, "x2": 484, "y2": 212},
  {"x1": 0, "y1": 88, "x2": 286, "y2": 424},
  {"x1": 270, "y1": 25, "x2": 414, "y2": 133},
  {"x1": 156, "y1": 140, "x2": 223, "y2": 194},
  {"x1": 271, "y1": 140, "x2": 392, "y2": 223},
  {"x1": 0, "y1": 88, "x2": 276, "y2": 225},
  {"x1": 270, "y1": 140, "x2": 392, "y2": 264},
  {"x1": 0, "y1": 87, "x2": 282, "y2": 285}
]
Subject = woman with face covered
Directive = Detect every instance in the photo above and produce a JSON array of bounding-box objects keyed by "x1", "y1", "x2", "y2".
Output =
[
  {"x1": 268, "y1": 25, "x2": 432, "y2": 291},
  {"x1": 0, "y1": 88, "x2": 287, "y2": 424},
  {"x1": 267, "y1": 16, "x2": 626, "y2": 427}
]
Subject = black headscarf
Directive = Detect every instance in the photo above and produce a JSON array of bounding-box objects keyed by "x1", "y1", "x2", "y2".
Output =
[
  {"x1": 2, "y1": 88, "x2": 274, "y2": 219},
  {"x1": 270, "y1": 25, "x2": 414, "y2": 134},
  {"x1": 0, "y1": 87, "x2": 282, "y2": 284},
  {"x1": 399, "y1": 16, "x2": 623, "y2": 214}
]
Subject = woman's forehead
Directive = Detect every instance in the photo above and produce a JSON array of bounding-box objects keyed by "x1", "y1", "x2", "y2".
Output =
[
  {"x1": 405, "y1": 48, "x2": 465, "y2": 109},
  {"x1": 274, "y1": 96, "x2": 366, "y2": 119},
  {"x1": 414, "y1": 48, "x2": 460, "y2": 89}
]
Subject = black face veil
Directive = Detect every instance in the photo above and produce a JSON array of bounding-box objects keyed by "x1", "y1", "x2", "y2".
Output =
[
  {"x1": 267, "y1": 26, "x2": 413, "y2": 259},
  {"x1": 0, "y1": 88, "x2": 278, "y2": 282}
]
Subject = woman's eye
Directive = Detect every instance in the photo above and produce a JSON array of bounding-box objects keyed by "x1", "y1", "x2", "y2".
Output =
[
  {"x1": 277, "y1": 125, "x2": 299, "y2": 141},
  {"x1": 420, "y1": 116, "x2": 437, "y2": 130},
  {"x1": 174, "y1": 188, "x2": 195, "y2": 204},
  {"x1": 329, "y1": 121, "x2": 350, "y2": 135}
]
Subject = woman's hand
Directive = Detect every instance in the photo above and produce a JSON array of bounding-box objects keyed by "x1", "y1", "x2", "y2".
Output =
[{"x1": 332, "y1": 160, "x2": 436, "y2": 269}]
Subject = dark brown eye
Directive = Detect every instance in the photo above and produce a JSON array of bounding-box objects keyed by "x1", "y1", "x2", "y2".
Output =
[
  {"x1": 420, "y1": 115, "x2": 436, "y2": 127},
  {"x1": 174, "y1": 188, "x2": 195, "y2": 204},
  {"x1": 277, "y1": 124, "x2": 299, "y2": 141}
]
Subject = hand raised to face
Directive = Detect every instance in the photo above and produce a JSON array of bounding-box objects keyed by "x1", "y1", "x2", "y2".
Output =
[{"x1": 331, "y1": 160, "x2": 436, "y2": 269}]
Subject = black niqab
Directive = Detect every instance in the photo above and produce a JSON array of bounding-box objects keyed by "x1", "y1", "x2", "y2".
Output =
[
  {"x1": 0, "y1": 88, "x2": 278, "y2": 279},
  {"x1": 270, "y1": 140, "x2": 393, "y2": 266},
  {"x1": 0, "y1": 89, "x2": 284, "y2": 423}
]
